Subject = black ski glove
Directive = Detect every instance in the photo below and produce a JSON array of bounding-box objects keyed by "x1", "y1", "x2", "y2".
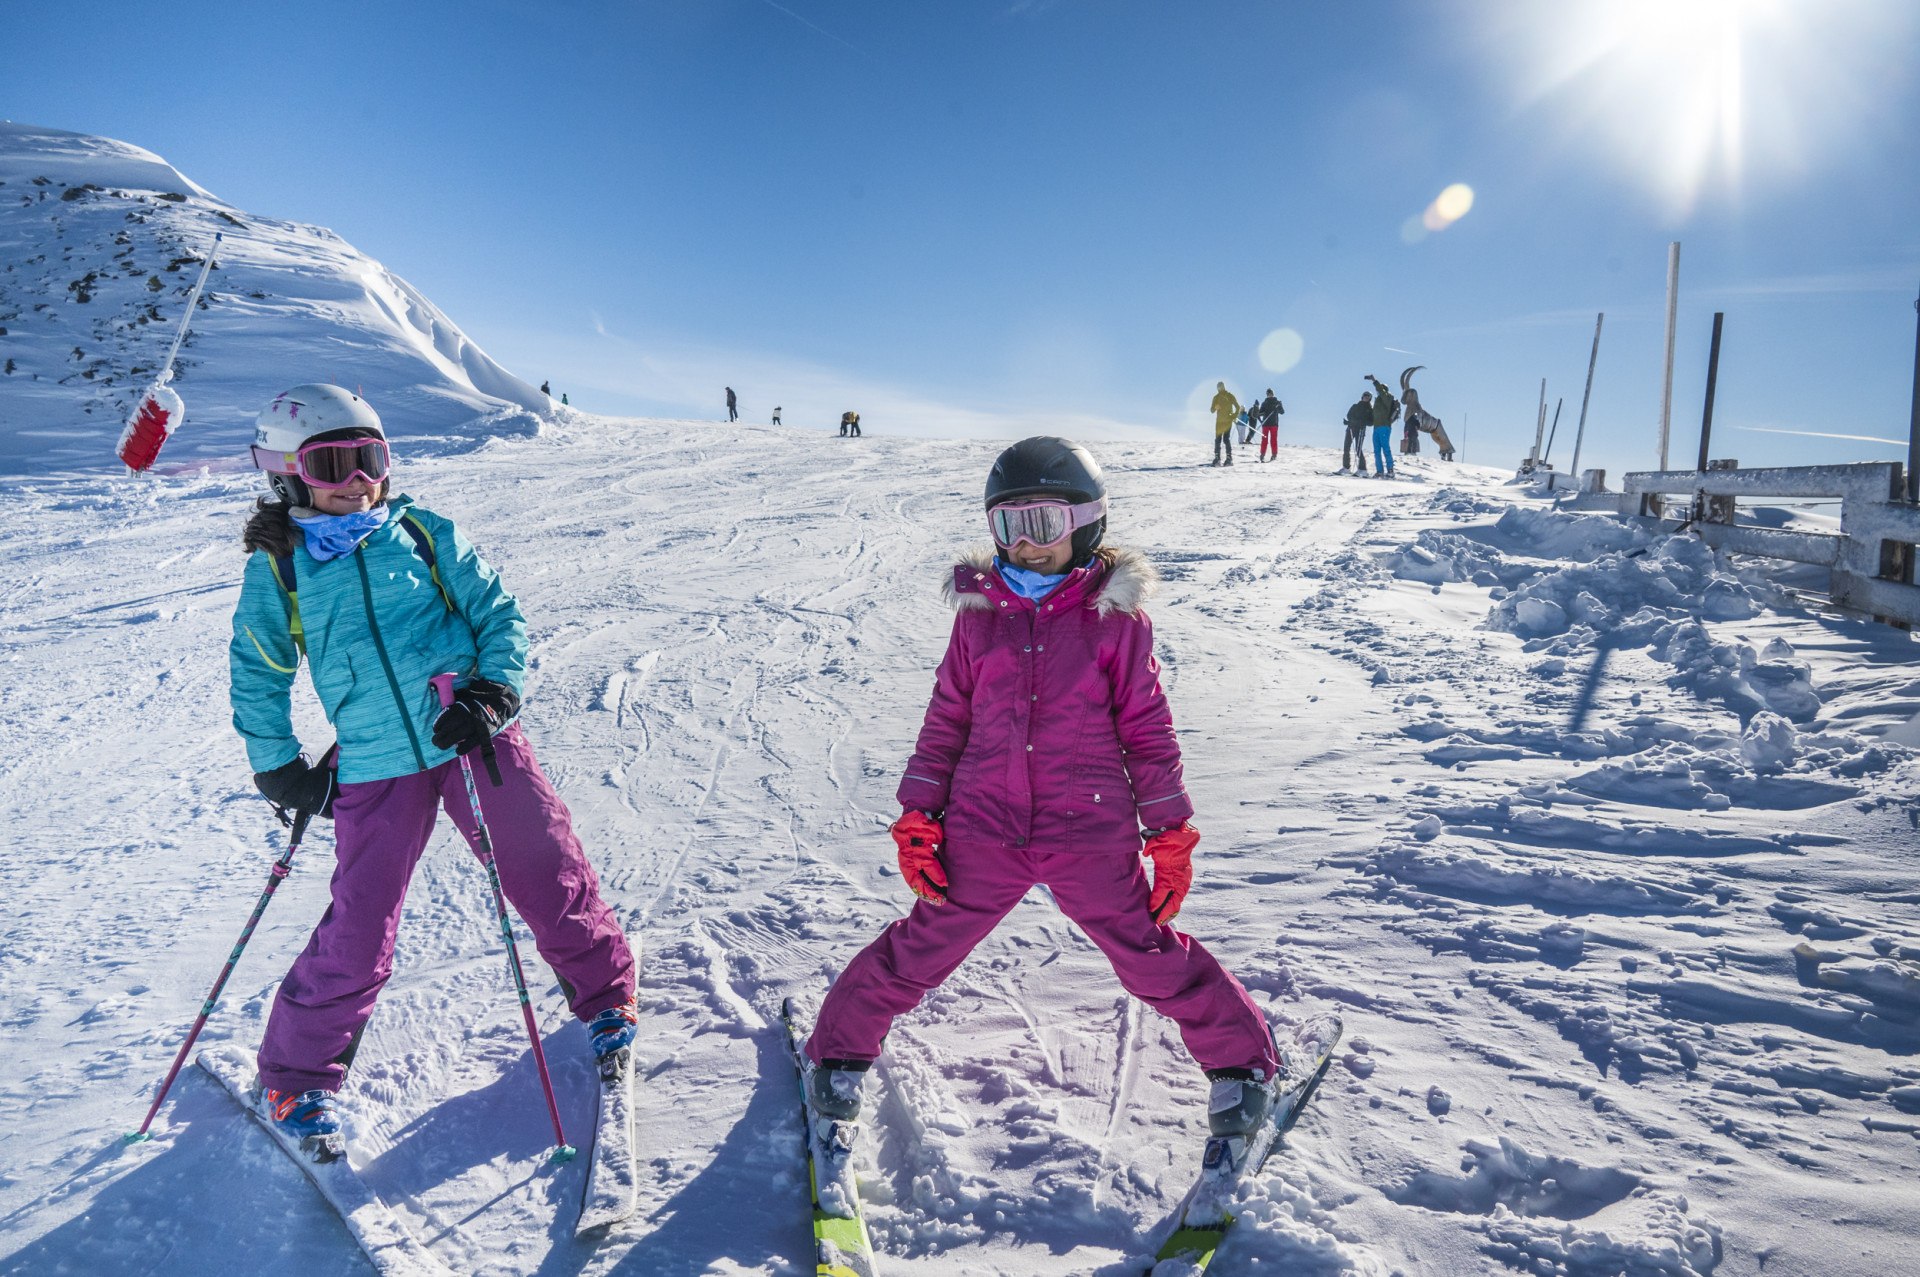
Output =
[
  {"x1": 254, "y1": 753, "x2": 337, "y2": 820},
  {"x1": 431, "y1": 678, "x2": 520, "y2": 756}
]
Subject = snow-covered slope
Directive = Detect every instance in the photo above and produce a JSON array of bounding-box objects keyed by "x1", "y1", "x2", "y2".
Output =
[
  {"x1": 0, "y1": 122, "x2": 551, "y2": 475},
  {"x1": 1, "y1": 425, "x2": 1917, "y2": 1276}
]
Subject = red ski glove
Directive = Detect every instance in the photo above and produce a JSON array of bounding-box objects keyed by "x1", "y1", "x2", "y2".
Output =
[
  {"x1": 1143, "y1": 822, "x2": 1200, "y2": 924},
  {"x1": 891, "y1": 810, "x2": 949, "y2": 906}
]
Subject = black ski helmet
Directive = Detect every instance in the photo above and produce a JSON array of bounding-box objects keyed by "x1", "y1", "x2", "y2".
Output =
[{"x1": 984, "y1": 436, "x2": 1108, "y2": 566}]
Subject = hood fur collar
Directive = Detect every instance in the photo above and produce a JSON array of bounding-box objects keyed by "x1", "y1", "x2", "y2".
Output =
[{"x1": 943, "y1": 544, "x2": 1158, "y2": 617}]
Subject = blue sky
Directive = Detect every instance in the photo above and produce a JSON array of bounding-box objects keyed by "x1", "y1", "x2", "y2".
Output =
[{"x1": 6, "y1": 0, "x2": 1918, "y2": 480}]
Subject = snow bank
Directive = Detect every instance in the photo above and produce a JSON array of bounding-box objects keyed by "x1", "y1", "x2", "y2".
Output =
[{"x1": 0, "y1": 121, "x2": 552, "y2": 474}]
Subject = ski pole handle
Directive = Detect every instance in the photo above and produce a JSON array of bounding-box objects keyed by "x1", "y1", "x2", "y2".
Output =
[{"x1": 431, "y1": 672, "x2": 456, "y2": 709}]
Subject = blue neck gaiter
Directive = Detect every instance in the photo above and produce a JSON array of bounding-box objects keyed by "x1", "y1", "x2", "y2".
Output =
[
  {"x1": 996, "y1": 557, "x2": 1069, "y2": 601},
  {"x1": 294, "y1": 506, "x2": 390, "y2": 562}
]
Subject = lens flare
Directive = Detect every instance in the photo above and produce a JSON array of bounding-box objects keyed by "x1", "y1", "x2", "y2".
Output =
[
  {"x1": 1257, "y1": 328, "x2": 1304, "y2": 374},
  {"x1": 1425, "y1": 183, "x2": 1475, "y2": 228}
]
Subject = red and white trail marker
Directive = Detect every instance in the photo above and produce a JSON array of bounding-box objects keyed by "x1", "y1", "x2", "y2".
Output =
[{"x1": 116, "y1": 231, "x2": 222, "y2": 473}]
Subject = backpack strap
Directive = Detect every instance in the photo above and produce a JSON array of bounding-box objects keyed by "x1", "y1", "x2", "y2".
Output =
[
  {"x1": 267, "y1": 552, "x2": 305, "y2": 656},
  {"x1": 397, "y1": 512, "x2": 456, "y2": 615}
]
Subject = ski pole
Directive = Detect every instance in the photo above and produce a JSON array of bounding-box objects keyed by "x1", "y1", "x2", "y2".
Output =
[
  {"x1": 127, "y1": 764, "x2": 325, "y2": 1143},
  {"x1": 431, "y1": 674, "x2": 575, "y2": 1165}
]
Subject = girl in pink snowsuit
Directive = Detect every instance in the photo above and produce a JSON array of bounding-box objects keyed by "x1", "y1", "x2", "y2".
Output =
[{"x1": 805, "y1": 438, "x2": 1278, "y2": 1128}]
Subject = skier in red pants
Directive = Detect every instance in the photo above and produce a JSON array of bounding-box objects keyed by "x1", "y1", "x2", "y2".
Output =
[{"x1": 803, "y1": 437, "x2": 1280, "y2": 1138}]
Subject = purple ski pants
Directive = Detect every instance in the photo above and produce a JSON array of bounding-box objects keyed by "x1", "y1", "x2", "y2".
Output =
[
  {"x1": 257, "y1": 725, "x2": 636, "y2": 1094},
  {"x1": 806, "y1": 840, "x2": 1278, "y2": 1077}
]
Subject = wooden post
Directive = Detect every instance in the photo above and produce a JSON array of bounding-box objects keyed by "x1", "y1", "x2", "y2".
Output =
[{"x1": 1695, "y1": 312, "x2": 1725, "y2": 523}]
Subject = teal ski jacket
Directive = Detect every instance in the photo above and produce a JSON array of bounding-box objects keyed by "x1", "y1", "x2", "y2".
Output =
[{"x1": 228, "y1": 495, "x2": 527, "y2": 785}]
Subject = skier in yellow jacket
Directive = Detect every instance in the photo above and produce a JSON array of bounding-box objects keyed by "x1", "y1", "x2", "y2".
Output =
[{"x1": 1209, "y1": 382, "x2": 1240, "y2": 467}]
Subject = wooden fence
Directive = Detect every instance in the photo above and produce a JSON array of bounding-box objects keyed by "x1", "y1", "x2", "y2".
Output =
[{"x1": 1619, "y1": 461, "x2": 1920, "y2": 625}]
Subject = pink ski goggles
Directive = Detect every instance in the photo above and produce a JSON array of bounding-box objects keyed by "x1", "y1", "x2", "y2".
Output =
[
  {"x1": 988, "y1": 497, "x2": 1106, "y2": 549},
  {"x1": 251, "y1": 437, "x2": 392, "y2": 489}
]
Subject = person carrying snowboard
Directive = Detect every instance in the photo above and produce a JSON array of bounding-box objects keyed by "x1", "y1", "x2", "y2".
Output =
[
  {"x1": 802, "y1": 437, "x2": 1281, "y2": 1143},
  {"x1": 1209, "y1": 382, "x2": 1239, "y2": 466},
  {"x1": 1257, "y1": 389, "x2": 1283, "y2": 462},
  {"x1": 230, "y1": 384, "x2": 639, "y2": 1161}
]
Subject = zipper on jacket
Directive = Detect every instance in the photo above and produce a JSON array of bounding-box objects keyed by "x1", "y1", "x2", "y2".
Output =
[{"x1": 355, "y1": 548, "x2": 430, "y2": 772}]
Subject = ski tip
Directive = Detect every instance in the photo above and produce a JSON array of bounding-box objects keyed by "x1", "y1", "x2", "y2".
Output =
[{"x1": 549, "y1": 1144, "x2": 578, "y2": 1165}]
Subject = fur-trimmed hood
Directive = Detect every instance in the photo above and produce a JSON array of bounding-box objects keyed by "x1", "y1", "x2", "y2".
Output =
[{"x1": 943, "y1": 544, "x2": 1158, "y2": 617}]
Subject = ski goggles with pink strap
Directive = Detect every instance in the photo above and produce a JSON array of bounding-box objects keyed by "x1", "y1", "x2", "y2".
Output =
[
  {"x1": 251, "y1": 437, "x2": 392, "y2": 489},
  {"x1": 987, "y1": 497, "x2": 1106, "y2": 549}
]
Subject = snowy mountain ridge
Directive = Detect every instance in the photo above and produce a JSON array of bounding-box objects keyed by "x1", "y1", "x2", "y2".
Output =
[{"x1": 0, "y1": 122, "x2": 553, "y2": 475}]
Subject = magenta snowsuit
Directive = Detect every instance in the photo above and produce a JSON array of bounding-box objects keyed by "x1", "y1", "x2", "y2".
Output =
[{"x1": 808, "y1": 547, "x2": 1278, "y2": 1076}]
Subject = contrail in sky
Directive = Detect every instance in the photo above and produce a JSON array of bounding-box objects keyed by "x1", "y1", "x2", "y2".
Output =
[
  {"x1": 1734, "y1": 425, "x2": 1908, "y2": 446},
  {"x1": 759, "y1": 0, "x2": 862, "y2": 54}
]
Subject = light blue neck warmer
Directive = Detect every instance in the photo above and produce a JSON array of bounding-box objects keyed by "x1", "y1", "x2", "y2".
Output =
[
  {"x1": 294, "y1": 506, "x2": 390, "y2": 562},
  {"x1": 996, "y1": 557, "x2": 1069, "y2": 601}
]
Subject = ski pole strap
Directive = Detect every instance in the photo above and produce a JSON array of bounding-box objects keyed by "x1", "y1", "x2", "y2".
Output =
[{"x1": 480, "y1": 735, "x2": 503, "y2": 788}]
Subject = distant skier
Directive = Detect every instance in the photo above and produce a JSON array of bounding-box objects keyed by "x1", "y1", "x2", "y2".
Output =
[
  {"x1": 799, "y1": 437, "x2": 1282, "y2": 1149},
  {"x1": 1209, "y1": 382, "x2": 1239, "y2": 467},
  {"x1": 1238, "y1": 406, "x2": 1256, "y2": 446},
  {"x1": 839, "y1": 411, "x2": 861, "y2": 437},
  {"x1": 1365, "y1": 375, "x2": 1398, "y2": 478},
  {"x1": 230, "y1": 385, "x2": 639, "y2": 1162},
  {"x1": 540, "y1": 380, "x2": 550, "y2": 397},
  {"x1": 1257, "y1": 389, "x2": 1283, "y2": 462},
  {"x1": 726, "y1": 386, "x2": 738, "y2": 422},
  {"x1": 772, "y1": 406, "x2": 782, "y2": 426},
  {"x1": 561, "y1": 392, "x2": 568, "y2": 405},
  {"x1": 1341, "y1": 393, "x2": 1372, "y2": 474}
]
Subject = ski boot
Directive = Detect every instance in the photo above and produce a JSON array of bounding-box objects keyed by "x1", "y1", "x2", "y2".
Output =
[
  {"x1": 1203, "y1": 1066, "x2": 1278, "y2": 1139},
  {"x1": 804, "y1": 1058, "x2": 869, "y2": 1122},
  {"x1": 588, "y1": 999, "x2": 640, "y2": 1082},
  {"x1": 263, "y1": 1087, "x2": 344, "y2": 1163}
]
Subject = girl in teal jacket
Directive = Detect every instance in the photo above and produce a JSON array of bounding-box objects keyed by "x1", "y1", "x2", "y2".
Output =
[{"x1": 229, "y1": 384, "x2": 637, "y2": 1160}]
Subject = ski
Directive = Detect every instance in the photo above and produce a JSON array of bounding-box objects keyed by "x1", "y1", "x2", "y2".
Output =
[
  {"x1": 575, "y1": 1045, "x2": 639, "y2": 1235},
  {"x1": 781, "y1": 994, "x2": 879, "y2": 1277},
  {"x1": 1149, "y1": 1013, "x2": 1344, "y2": 1275},
  {"x1": 197, "y1": 1046, "x2": 450, "y2": 1276}
]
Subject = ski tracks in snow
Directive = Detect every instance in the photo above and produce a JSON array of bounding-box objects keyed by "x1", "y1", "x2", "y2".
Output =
[{"x1": 6, "y1": 429, "x2": 1919, "y2": 1275}]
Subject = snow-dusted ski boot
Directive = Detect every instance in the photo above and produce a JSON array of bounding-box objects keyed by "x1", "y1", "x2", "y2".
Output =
[
  {"x1": 264, "y1": 1086, "x2": 345, "y2": 1163},
  {"x1": 1202, "y1": 1066, "x2": 1276, "y2": 1139},
  {"x1": 805, "y1": 1057, "x2": 869, "y2": 1122},
  {"x1": 588, "y1": 999, "x2": 638, "y2": 1080}
]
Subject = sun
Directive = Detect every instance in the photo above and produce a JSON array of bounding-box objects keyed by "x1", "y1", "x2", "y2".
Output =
[{"x1": 1494, "y1": 0, "x2": 1912, "y2": 212}]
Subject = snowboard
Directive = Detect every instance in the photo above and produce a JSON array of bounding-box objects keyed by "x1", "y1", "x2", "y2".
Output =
[
  {"x1": 197, "y1": 1046, "x2": 449, "y2": 1276},
  {"x1": 1149, "y1": 1013, "x2": 1344, "y2": 1274}
]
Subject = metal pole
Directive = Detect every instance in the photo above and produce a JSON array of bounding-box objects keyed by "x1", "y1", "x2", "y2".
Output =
[
  {"x1": 129, "y1": 806, "x2": 315, "y2": 1141},
  {"x1": 1544, "y1": 399, "x2": 1565, "y2": 462},
  {"x1": 1908, "y1": 283, "x2": 1919, "y2": 507},
  {"x1": 1569, "y1": 312, "x2": 1604, "y2": 488},
  {"x1": 1659, "y1": 242, "x2": 1680, "y2": 470},
  {"x1": 431, "y1": 675, "x2": 575, "y2": 1165},
  {"x1": 1529, "y1": 378, "x2": 1547, "y2": 469},
  {"x1": 159, "y1": 233, "x2": 221, "y2": 385}
]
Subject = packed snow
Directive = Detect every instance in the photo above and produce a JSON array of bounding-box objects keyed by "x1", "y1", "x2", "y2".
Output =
[{"x1": 3, "y1": 418, "x2": 1919, "y2": 1276}]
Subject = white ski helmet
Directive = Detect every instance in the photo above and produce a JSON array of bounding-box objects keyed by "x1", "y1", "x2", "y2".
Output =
[{"x1": 251, "y1": 384, "x2": 386, "y2": 504}]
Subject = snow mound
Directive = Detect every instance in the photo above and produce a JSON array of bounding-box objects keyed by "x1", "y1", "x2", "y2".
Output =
[{"x1": 0, "y1": 121, "x2": 554, "y2": 474}]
